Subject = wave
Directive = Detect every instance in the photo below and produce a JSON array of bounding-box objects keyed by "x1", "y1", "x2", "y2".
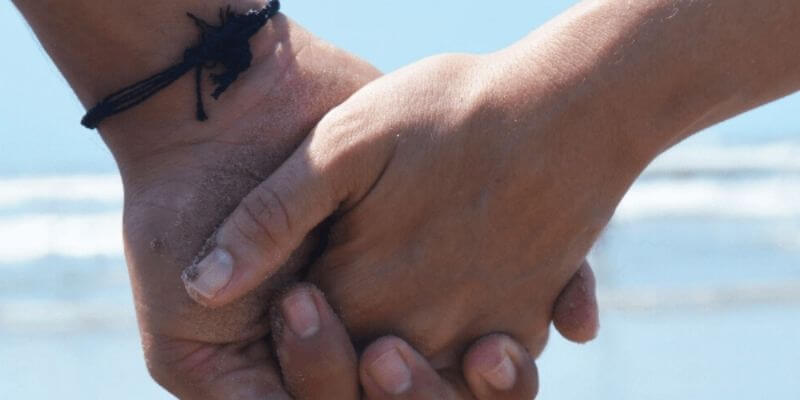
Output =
[
  {"x1": 3, "y1": 176, "x2": 797, "y2": 264},
  {"x1": 0, "y1": 174, "x2": 122, "y2": 208},
  {"x1": 0, "y1": 143, "x2": 796, "y2": 208},
  {"x1": 615, "y1": 177, "x2": 800, "y2": 220},
  {"x1": 0, "y1": 212, "x2": 123, "y2": 263},
  {"x1": 644, "y1": 142, "x2": 800, "y2": 177},
  {"x1": 600, "y1": 281, "x2": 800, "y2": 311},
  {"x1": 1, "y1": 146, "x2": 799, "y2": 264}
]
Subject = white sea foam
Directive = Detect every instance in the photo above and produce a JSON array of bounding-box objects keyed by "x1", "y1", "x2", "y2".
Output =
[
  {"x1": 615, "y1": 177, "x2": 800, "y2": 220},
  {"x1": 0, "y1": 143, "x2": 796, "y2": 209},
  {"x1": 4, "y1": 176, "x2": 796, "y2": 263},
  {"x1": 0, "y1": 143, "x2": 798, "y2": 264},
  {"x1": 600, "y1": 281, "x2": 800, "y2": 311},
  {"x1": 0, "y1": 174, "x2": 122, "y2": 208},
  {"x1": 644, "y1": 142, "x2": 800, "y2": 176},
  {"x1": 0, "y1": 212, "x2": 123, "y2": 263}
]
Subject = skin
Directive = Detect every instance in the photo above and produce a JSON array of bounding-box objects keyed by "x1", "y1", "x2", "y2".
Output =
[
  {"x1": 201, "y1": 0, "x2": 800, "y2": 373},
  {"x1": 272, "y1": 284, "x2": 541, "y2": 400},
  {"x1": 11, "y1": 0, "x2": 599, "y2": 397}
]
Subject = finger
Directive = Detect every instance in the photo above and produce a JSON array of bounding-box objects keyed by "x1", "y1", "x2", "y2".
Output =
[
  {"x1": 144, "y1": 335, "x2": 291, "y2": 400},
  {"x1": 180, "y1": 135, "x2": 344, "y2": 308},
  {"x1": 201, "y1": 353, "x2": 292, "y2": 400},
  {"x1": 552, "y1": 260, "x2": 600, "y2": 343},
  {"x1": 272, "y1": 284, "x2": 359, "y2": 400},
  {"x1": 462, "y1": 334, "x2": 539, "y2": 400},
  {"x1": 360, "y1": 336, "x2": 459, "y2": 400}
]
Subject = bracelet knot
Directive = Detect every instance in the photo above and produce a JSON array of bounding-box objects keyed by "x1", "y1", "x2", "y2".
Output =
[{"x1": 81, "y1": 0, "x2": 280, "y2": 129}]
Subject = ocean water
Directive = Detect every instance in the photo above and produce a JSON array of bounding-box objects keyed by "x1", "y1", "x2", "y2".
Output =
[
  {"x1": 1, "y1": 139, "x2": 798, "y2": 399},
  {"x1": 2, "y1": 0, "x2": 800, "y2": 398}
]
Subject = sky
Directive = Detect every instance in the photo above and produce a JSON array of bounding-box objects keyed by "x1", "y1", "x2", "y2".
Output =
[{"x1": 1, "y1": 0, "x2": 798, "y2": 176}]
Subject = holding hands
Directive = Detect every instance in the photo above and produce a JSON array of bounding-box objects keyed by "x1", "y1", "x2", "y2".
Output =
[
  {"x1": 187, "y1": 52, "x2": 609, "y2": 368},
  {"x1": 16, "y1": 0, "x2": 800, "y2": 397},
  {"x1": 94, "y1": 14, "x2": 597, "y2": 399},
  {"x1": 158, "y1": 45, "x2": 604, "y2": 396},
  {"x1": 267, "y1": 284, "x2": 542, "y2": 399}
]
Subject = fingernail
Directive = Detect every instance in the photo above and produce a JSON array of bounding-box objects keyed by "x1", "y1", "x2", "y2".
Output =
[
  {"x1": 369, "y1": 348, "x2": 412, "y2": 395},
  {"x1": 481, "y1": 352, "x2": 516, "y2": 391},
  {"x1": 181, "y1": 248, "x2": 234, "y2": 300},
  {"x1": 281, "y1": 289, "x2": 320, "y2": 338}
]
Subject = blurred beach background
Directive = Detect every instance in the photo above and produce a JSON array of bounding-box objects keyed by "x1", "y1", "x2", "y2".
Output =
[{"x1": 1, "y1": 1, "x2": 798, "y2": 398}]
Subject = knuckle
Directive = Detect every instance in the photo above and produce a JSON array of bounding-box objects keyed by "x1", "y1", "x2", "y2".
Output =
[
  {"x1": 231, "y1": 184, "x2": 292, "y2": 250},
  {"x1": 314, "y1": 112, "x2": 362, "y2": 167},
  {"x1": 315, "y1": 105, "x2": 381, "y2": 165},
  {"x1": 360, "y1": 336, "x2": 407, "y2": 365},
  {"x1": 144, "y1": 360, "x2": 167, "y2": 386},
  {"x1": 143, "y1": 347, "x2": 215, "y2": 399},
  {"x1": 144, "y1": 358, "x2": 182, "y2": 395},
  {"x1": 314, "y1": 110, "x2": 396, "y2": 204}
]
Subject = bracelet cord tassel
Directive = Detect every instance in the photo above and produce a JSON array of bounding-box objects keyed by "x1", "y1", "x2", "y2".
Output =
[{"x1": 81, "y1": 0, "x2": 280, "y2": 129}]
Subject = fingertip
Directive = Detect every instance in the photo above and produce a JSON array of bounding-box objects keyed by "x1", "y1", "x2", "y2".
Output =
[
  {"x1": 360, "y1": 337, "x2": 415, "y2": 396},
  {"x1": 360, "y1": 336, "x2": 457, "y2": 399},
  {"x1": 273, "y1": 283, "x2": 341, "y2": 341},
  {"x1": 463, "y1": 334, "x2": 538, "y2": 400},
  {"x1": 465, "y1": 337, "x2": 517, "y2": 391},
  {"x1": 272, "y1": 284, "x2": 359, "y2": 399},
  {"x1": 181, "y1": 247, "x2": 278, "y2": 309},
  {"x1": 553, "y1": 261, "x2": 600, "y2": 344},
  {"x1": 181, "y1": 247, "x2": 235, "y2": 308}
]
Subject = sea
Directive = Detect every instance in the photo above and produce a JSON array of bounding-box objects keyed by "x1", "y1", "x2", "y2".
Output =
[
  {"x1": 2, "y1": 1, "x2": 799, "y2": 398},
  {"x1": 2, "y1": 116, "x2": 799, "y2": 400}
]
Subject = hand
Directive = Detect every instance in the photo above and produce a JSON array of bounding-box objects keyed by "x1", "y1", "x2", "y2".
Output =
[
  {"x1": 117, "y1": 19, "x2": 596, "y2": 397},
  {"x1": 117, "y1": 17, "x2": 383, "y2": 398},
  {"x1": 146, "y1": 282, "x2": 541, "y2": 399},
  {"x1": 187, "y1": 51, "x2": 619, "y2": 367},
  {"x1": 272, "y1": 284, "x2": 541, "y2": 400},
  {"x1": 14, "y1": 1, "x2": 393, "y2": 396}
]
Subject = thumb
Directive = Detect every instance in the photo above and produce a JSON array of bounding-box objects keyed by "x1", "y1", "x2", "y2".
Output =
[{"x1": 181, "y1": 137, "x2": 344, "y2": 307}]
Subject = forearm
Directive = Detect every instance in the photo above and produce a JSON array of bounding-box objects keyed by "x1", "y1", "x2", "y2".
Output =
[{"x1": 485, "y1": 0, "x2": 800, "y2": 169}]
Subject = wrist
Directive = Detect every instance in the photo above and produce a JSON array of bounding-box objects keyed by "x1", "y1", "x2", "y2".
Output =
[
  {"x1": 15, "y1": 0, "x2": 291, "y2": 173},
  {"x1": 469, "y1": 53, "x2": 651, "y2": 203},
  {"x1": 14, "y1": 0, "x2": 269, "y2": 104},
  {"x1": 101, "y1": 12, "x2": 301, "y2": 174},
  {"x1": 480, "y1": 2, "x2": 684, "y2": 172}
]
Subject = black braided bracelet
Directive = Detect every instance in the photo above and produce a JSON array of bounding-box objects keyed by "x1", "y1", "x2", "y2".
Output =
[{"x1": 81, "y1": 0, "x2": 280, "y2": 129}]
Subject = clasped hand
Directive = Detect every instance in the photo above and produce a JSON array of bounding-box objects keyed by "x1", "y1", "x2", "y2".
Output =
[{"x1": 181, "y1": 52, "x2": 612, "y2": 396}]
